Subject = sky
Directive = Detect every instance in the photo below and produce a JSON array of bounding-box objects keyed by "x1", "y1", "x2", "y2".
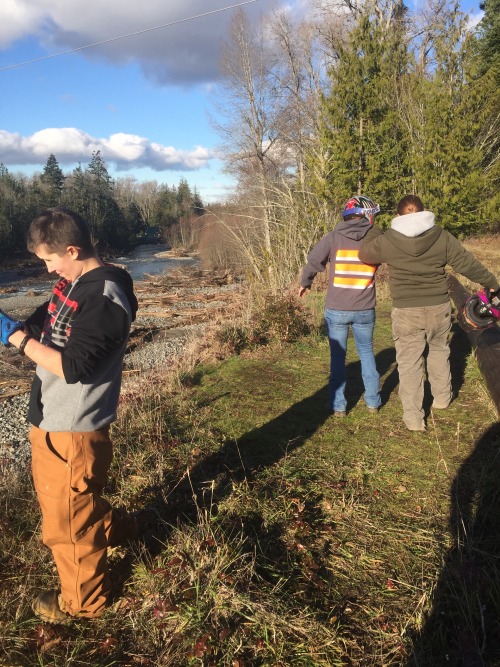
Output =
[{"x1": 0, "y1": 0, "x2": 484, "y2": 204}]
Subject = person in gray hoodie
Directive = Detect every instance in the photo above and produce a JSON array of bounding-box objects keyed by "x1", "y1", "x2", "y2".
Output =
[
  {"x1": 4, "y1": 207, "x2": 139, "y2": 623},
  {"x1": 299, "y1": 195, "x2": 382, "y2": 417},
  {"x1": 359, "y1": 194, "x2": 500, "y2": 431}
]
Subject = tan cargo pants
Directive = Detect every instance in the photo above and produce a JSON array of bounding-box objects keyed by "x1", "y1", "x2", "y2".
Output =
[
  {"x1": 30, "y1": 425, "x2": 135, "y2": 618},
  {"x1": 392, "y1": 302, "x2": 453, "y2": 429}
]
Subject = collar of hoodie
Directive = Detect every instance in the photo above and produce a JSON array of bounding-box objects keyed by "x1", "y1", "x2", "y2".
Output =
[{"x1": 391, "y1": 210, "x2": 435, "y2": 238}]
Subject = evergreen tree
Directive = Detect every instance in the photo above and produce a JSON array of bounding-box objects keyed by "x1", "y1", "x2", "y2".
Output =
[
  {"x1": 0, "y1": 168, "x2": 41, "y2": 259},
  {"x1": 473, "y1": 0, "x2": 500, "y2": 227},
  {"x1": 64, "y1": 163, "x2": 88, "y2": 213},
  {"x1": 0, "y1": 165, "x2": 15, "y2": 257},
  {"x1": 41, "y1": 154, "x2": 65, "y2": 206},
  {"x1": 192, "y1": 188, "x2": 205, "y2": 216},
  {"x1": 85, "y1": 152, "x2": 127, "y2": 248},
  {"x1": 176, "y1": 178, "x2": 194, "y2": 218},
  {"x1": 315, "y1": 6, "x2": 411, "y2": 218},
  {"x1": 88, "y1": 150, "x2": 113, "y2": 189},
  {"x1": 477, "y1": 0, "x2": 500, "y2": 74},
  {"x1": 403, "y1": 3, "x2": 495, "y2": 233}
]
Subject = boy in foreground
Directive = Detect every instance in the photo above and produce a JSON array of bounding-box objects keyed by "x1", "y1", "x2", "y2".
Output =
[{"x1": 0, "y1": 207, "x2": 138, "y2": 622}]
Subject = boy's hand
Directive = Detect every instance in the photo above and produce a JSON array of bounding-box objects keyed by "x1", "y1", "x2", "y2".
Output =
[
  {"x1": 0, "y1": 309, "x2": 24, "y2": 345},
  {"x1": 298, "y1": 286, "x2": 309, "y2": 298}
]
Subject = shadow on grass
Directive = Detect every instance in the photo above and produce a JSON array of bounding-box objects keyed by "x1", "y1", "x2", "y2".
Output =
[
  {"x1": 112, "y1": 346, "x2": 394, "y2": 604},
  {"x1": 164, "y1": 345, "x2": 396, "y2": 513},
  {"x1": 164, "y1": 383, "x2": 332, "y2": 517},
  {"x1": 110, "y1": 382, "x2": 338, "y2": 612},
  {"x1": 407, "y1": 423, "x2": 500, "y2": 667},
  {"x1": 117, "y1": 327, "x2": 474, "y2": 601}
]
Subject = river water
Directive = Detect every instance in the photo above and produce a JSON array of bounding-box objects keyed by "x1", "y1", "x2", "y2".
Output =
[
  {"x1": 115, "y1": 244, "x2": 198, "y2": 281},
  {"x1": 0, "y1": 244, "x2": 198, "y2": 293}
]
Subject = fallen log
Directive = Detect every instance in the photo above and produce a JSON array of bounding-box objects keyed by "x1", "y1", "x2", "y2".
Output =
[
  {"x1": 139, "y1": 309, "x2": 210, "y2": 319},
  {"x1": 448, "y1": 274, "x2": 500, "y2": 417}
]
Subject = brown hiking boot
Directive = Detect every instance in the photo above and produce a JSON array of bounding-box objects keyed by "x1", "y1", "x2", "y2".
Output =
[{"x1": 32, "y1": 590, "x2": 82, "y2": 624}]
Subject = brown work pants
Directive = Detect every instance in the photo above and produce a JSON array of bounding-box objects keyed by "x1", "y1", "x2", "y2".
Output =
[
  {"x1": 392, "y1": 302, "x2": 453, "y2": 429},
  {"x1": 30, "y1": 425, "x2": 134, "y2": 618}
]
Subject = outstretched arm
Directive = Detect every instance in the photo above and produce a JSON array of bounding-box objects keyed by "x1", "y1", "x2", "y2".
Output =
[
  {"x1": 299, "y1": 234, "x2": 332, "y2": 292},
  {"x1": 358, "y1": 225, "x2": 384, "y2": 264},
  {"x1": 446, "y1": 233, "x2": 500, "y2": 291}
]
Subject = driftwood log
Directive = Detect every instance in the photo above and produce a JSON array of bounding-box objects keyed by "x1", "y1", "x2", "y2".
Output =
[{"x1": 448, "y1": 274, "x2": 500, "y2": 417}]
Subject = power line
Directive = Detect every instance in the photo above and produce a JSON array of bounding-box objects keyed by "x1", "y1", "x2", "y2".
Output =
[{"x1": 0, "y1": 0, "x2": 262, "y2": 73}]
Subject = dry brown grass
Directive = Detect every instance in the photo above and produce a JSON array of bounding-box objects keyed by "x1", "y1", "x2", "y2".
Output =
[
  {"x1": 1, "y1": 236, "x2": 499, "y2": 666},
  {"x1": 454, "y1": 234, "x2": 500, "y2": 292}
]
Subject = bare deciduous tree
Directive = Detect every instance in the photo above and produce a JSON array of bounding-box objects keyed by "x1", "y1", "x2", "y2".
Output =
[{"x1": 210, "y1": 5, "x2": 346, "y2": 290}]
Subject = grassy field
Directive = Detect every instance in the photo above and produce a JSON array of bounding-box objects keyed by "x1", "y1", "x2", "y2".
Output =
[{"x1": 0, "y1": 237, "x2": 499, "y2": 666}]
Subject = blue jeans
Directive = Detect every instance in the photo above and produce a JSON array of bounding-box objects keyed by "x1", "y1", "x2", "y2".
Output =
[{"x1": 324, "y1": 308, "x2": 381, "y2": 412}]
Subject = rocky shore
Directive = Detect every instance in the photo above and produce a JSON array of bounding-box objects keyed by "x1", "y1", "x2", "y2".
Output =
[{"x1": 0, "y1": 266, "x2": 242, "y2": 479}]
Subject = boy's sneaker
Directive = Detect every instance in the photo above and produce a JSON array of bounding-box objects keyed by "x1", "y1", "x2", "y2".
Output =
[
  {"x1": 366, "y1": 407, "x2": 379, "y2": 414},
  {"x1": 333, "y1": 411, "x2": 346, "y2": 418},
  {"x1": 32, "y1": 590, "x2": 78, "y2": 624}
]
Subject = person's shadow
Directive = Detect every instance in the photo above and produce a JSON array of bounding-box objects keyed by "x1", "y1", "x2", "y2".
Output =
[
  {"x1": 111, "y1": 345, "x2": 399, "y2": 602},
  {"x1": 155, "y1": 346, "x2": 396, "y2": 522},
  {"x1": 107, "y1": 345, "x2": 401, "y2": 613},
  {"x1": 115, "y1": 323, "x2": 473, "y2": 607},
  {"x1": 406, "y1": 423, "x2": 500, "y2": 666},
  {"x1": 172, "y1": 318, "x2": 471, "y2": 513},
  {"x1": 448, "y1": 319, "x2": 472, "y2": 397}
]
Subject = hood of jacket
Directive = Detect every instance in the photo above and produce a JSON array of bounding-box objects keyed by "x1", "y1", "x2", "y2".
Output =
[
  {"x1": 385, "y1": 211, "x2": 442, "y2": 258},
  {"x1": 335, "y1": 216, "x2": 373, "y2": 241},
  {"x1": 78, "y1": 263, "x2": 138, "y2": 321},
  {"x1": 391, "y1": 210, "x2": 435, "y2": 237}
]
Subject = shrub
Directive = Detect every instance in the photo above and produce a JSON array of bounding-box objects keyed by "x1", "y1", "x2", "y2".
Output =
[
  {"x1": 253, "y1": 295, "x2": 311, "y2": 345},
  {"x1": 215, "y1": 326, "x2": 249, "y2": 355}
]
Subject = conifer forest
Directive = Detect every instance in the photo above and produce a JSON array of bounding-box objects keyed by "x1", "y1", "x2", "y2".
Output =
[{"x1": 1, "y1": 0, "x2": 498, "y2": 285}]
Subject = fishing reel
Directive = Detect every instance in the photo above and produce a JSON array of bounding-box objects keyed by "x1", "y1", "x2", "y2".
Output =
[{"x1": 459, "y1": 290, "x2": 500, "y2": 332}]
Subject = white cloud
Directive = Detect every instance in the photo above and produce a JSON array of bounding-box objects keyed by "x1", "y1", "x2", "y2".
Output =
[
  {"x1": 0, "y1": 0, "x2": 45, "y2": 46},
  {"x1": 0, "y1": 0, "x2": 292, "y2": 85},
  {"x1": 0, "y1": 128, "x2": 213, "y2": 171},
  {"x1": 467, "y1": 10, "x2": 484, "y2": 30}
]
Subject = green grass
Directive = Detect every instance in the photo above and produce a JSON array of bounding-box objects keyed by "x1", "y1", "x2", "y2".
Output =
[{"x1": 1, "y1": 301, "x2": 500, "y2": 666}]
